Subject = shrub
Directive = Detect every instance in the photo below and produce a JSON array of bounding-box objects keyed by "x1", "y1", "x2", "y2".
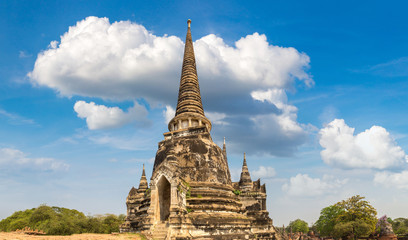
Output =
[
  {"x1": 233, "y1": 189, "x2": 241, "y2": 195},
  {"x1": 0, "y1": 205, "x2": 125, "y2": 235}
]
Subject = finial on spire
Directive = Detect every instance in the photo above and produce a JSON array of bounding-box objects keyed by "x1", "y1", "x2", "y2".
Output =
[
  {"x1": 222, "y1": 137, "x2": 227, "y2": 153},
  {"x1": 187, "y1": 19, "x2": 191, "y2": 28},
  {"x1": 243, "y1": 152, "x2": 247, "y2": 166},
  {"x1": 222, "y1": 136, "x2": 227, "y2": 160},
  {"x1": 138, "y1": 163, "x2": 148, "y2": 190}
]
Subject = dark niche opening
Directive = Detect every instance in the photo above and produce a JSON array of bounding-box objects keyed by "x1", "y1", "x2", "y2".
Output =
[{"x1": 157, "y1": 176, "x2": 171, "y2": 222}]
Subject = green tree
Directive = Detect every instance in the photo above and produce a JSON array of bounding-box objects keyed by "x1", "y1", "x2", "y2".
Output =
[
  {"x1": 0, "y1": 209, "x2": 34, "y2": 231},
  {"x1": 287, "y1": 219, "x2": 309, "y2": 233},
  {"x1": 84, "y1": 216, "x2": 104, "y2": 233},
  {"x1": 102, "y1": 214, "x2": 122, "y2": 233},
  {"x1": 315, "y1": 195, "x2": 377, "y2": 239},
  {"x1": 335, "y1": 195, "x2": 377, "y2": 236},
  {"x1": 333, "y1": 220, "x2": 371, "y2": 239},
  {"x1": 390, "y1": 218, "x2": 408, "y2": 235},
  {"x1": 118, "y1": 214, "x2": 126, "y2": 221},
  {"x1": 29, "y1": 205, "x2": 55, "y2": 224},
  {"x1": 315, "y1": 204, "x2": 344, "y2": 237}
]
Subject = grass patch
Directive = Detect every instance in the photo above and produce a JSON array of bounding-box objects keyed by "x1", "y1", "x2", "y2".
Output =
[{"x1": 233, "y1": 189, "x2": 241, "y2": 195}]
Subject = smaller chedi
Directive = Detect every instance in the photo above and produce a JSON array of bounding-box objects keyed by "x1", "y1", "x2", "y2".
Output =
[{"x1": 120, "y1": 19, "x2": 279, "y2": 240}]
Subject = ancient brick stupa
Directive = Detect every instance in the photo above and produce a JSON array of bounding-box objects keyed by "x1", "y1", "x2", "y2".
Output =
[{"x1": 120, "y1": 19, "x2": 279, "y2": 240}]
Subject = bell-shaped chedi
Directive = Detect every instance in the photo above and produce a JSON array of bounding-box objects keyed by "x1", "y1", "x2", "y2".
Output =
[
  {"x1": 123, "y1": 165, "x2": 151, "y2": 231},
  {"x1": 121, "y1": 20, "x2": 279, "y2": 240},
  {"x1": 158, "y1": 19, "x2": 230, "y2": 185}
]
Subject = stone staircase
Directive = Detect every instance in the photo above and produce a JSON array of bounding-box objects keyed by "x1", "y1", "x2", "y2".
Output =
[{"x1": 151, "y1": 221, "x2": 169, "y2": 240}]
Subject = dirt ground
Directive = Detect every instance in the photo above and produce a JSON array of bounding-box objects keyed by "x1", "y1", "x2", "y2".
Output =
[{"x1": 0, "y1": 232, "x2": 145, "y2": 240}]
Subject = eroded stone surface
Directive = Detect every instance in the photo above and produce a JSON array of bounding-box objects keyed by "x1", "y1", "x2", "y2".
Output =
[{"x1": 154, "y1": 134, "x2": 231, "y2": 185}]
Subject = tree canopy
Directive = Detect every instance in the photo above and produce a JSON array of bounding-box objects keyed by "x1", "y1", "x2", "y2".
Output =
[
  {"x1": 287, "y1": 219, "x2": 309, "y2": 233},
  {"x1": 315, "y1": 204, "x2": 344, "y2": 236},
  {"x1": 315, "y1": 195, "x2": 377, "y2": 239},
  {"x1": 388, "y1": 217, "x2": 408, "y2": 235},
  {"x1": 0, "y1": 205, "x2": 125, "y2": 235}
]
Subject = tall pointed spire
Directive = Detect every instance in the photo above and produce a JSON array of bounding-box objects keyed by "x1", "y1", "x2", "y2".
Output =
[
  {"x1": 222, "y1": 137, "x2": 228, "y2": 167},
  {"x1": 239, "y1": 153, "x2": 253, "y2": 190},
  {"x1": 167, "y1": 19, "x2": 212, "y2": 134},
  {"x1": 175, "y1": 19, "x2": 204, "y2": 116},
  {"x1": 222, "y1": 137, "x2": 232, "y2": 184},
  {"x1": 138, "y1": 164, "x2": 148, "y2": 190}
]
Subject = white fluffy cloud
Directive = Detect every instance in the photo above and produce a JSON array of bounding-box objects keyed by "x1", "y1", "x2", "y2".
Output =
[
  {"x1": 74, "y1": 101, "x2": 148, "y2": 130},
  {"x1": 209, "y1": 88, "x2": 308, "y2": 155},
  {"x1": 0, "y1": 148, "x2": 68, "y2": 171},
  {"x1": 319, "y1": 119, "x2": 408, "y2": 170},
  {"x1": 251, "y1": 166, "x2": 276, "y2": 179},
  {"x1": 374, "y1": 171, "x2": 408, "y2": 190},
  {"x1": 194, "y1": 33, "x2": 312, "y2": 91},
  {"x1": 28, "y1": 17, "x2": 311, "y2": 103},
  {"x1": 161, "y1": 88, "x2": 307, "y2": 155},
  {"x1": 250, "y1": 112, "x2": 305, "y2": 141},
  {"x1": 251, "y1": 88, "x2": 288, "y2": 106},
  {"x1": 206, "y1": 112, "x2": 228, "y2": 125},
  {"x1": 282, "y1": 174, "x2": 347, "y2": 197},
  {"x1": 163, "y1": 105, "x2": 175, "y2": 124},
  {"x1": 250, "y1": 89, "x2": 307, "y2": 145},
  {"x1": 29, "y1": 17, "x2": 183, "y2": 101}
]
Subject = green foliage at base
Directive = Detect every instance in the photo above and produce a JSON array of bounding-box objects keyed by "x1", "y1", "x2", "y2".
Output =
[
  {"x1": 388, "y1": 218, "x2": 408, "y2": 235},
  {"x1": 233, "y1": 189, "x2": 241, "y2": 195},
  {"x1": 333, "y1": 221, "x2": 372, "y2": 239},
  {"x1": 131, "y1": 233, "x2": 147, "y2": 240},
  {"x1": 287, "y1": 219, "x2": 309, "y2": 233},
  {"x1": 315, "y1": 195, "x2": 377, "y2": 239},
  {"x1": 181, "y1": 180, "x2": 191, "y2": 198},
  {"x1": 145, "y1": 188, "x2": 151, "y2": 197},
  {"x1": 137, "y1": 233, "x2": 148, "y2": 240},
  {"x1": 0, "y1": 205, "x2": 125, "y2": 235}
]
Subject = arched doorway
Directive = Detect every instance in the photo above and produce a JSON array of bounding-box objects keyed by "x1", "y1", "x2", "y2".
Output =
[{"x1": 157, "y1": 176, "x2": 171, "y2": 222}]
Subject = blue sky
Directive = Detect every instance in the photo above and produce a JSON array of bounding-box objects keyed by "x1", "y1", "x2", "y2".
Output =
[{"x1": 1, "y1": 0, "x2": 408, "y2": 226}]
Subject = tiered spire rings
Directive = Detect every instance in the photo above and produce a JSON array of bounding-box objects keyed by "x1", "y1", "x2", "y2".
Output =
[{"x1": 168, "y1": 19, "x2": 212, "y2": 133}]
